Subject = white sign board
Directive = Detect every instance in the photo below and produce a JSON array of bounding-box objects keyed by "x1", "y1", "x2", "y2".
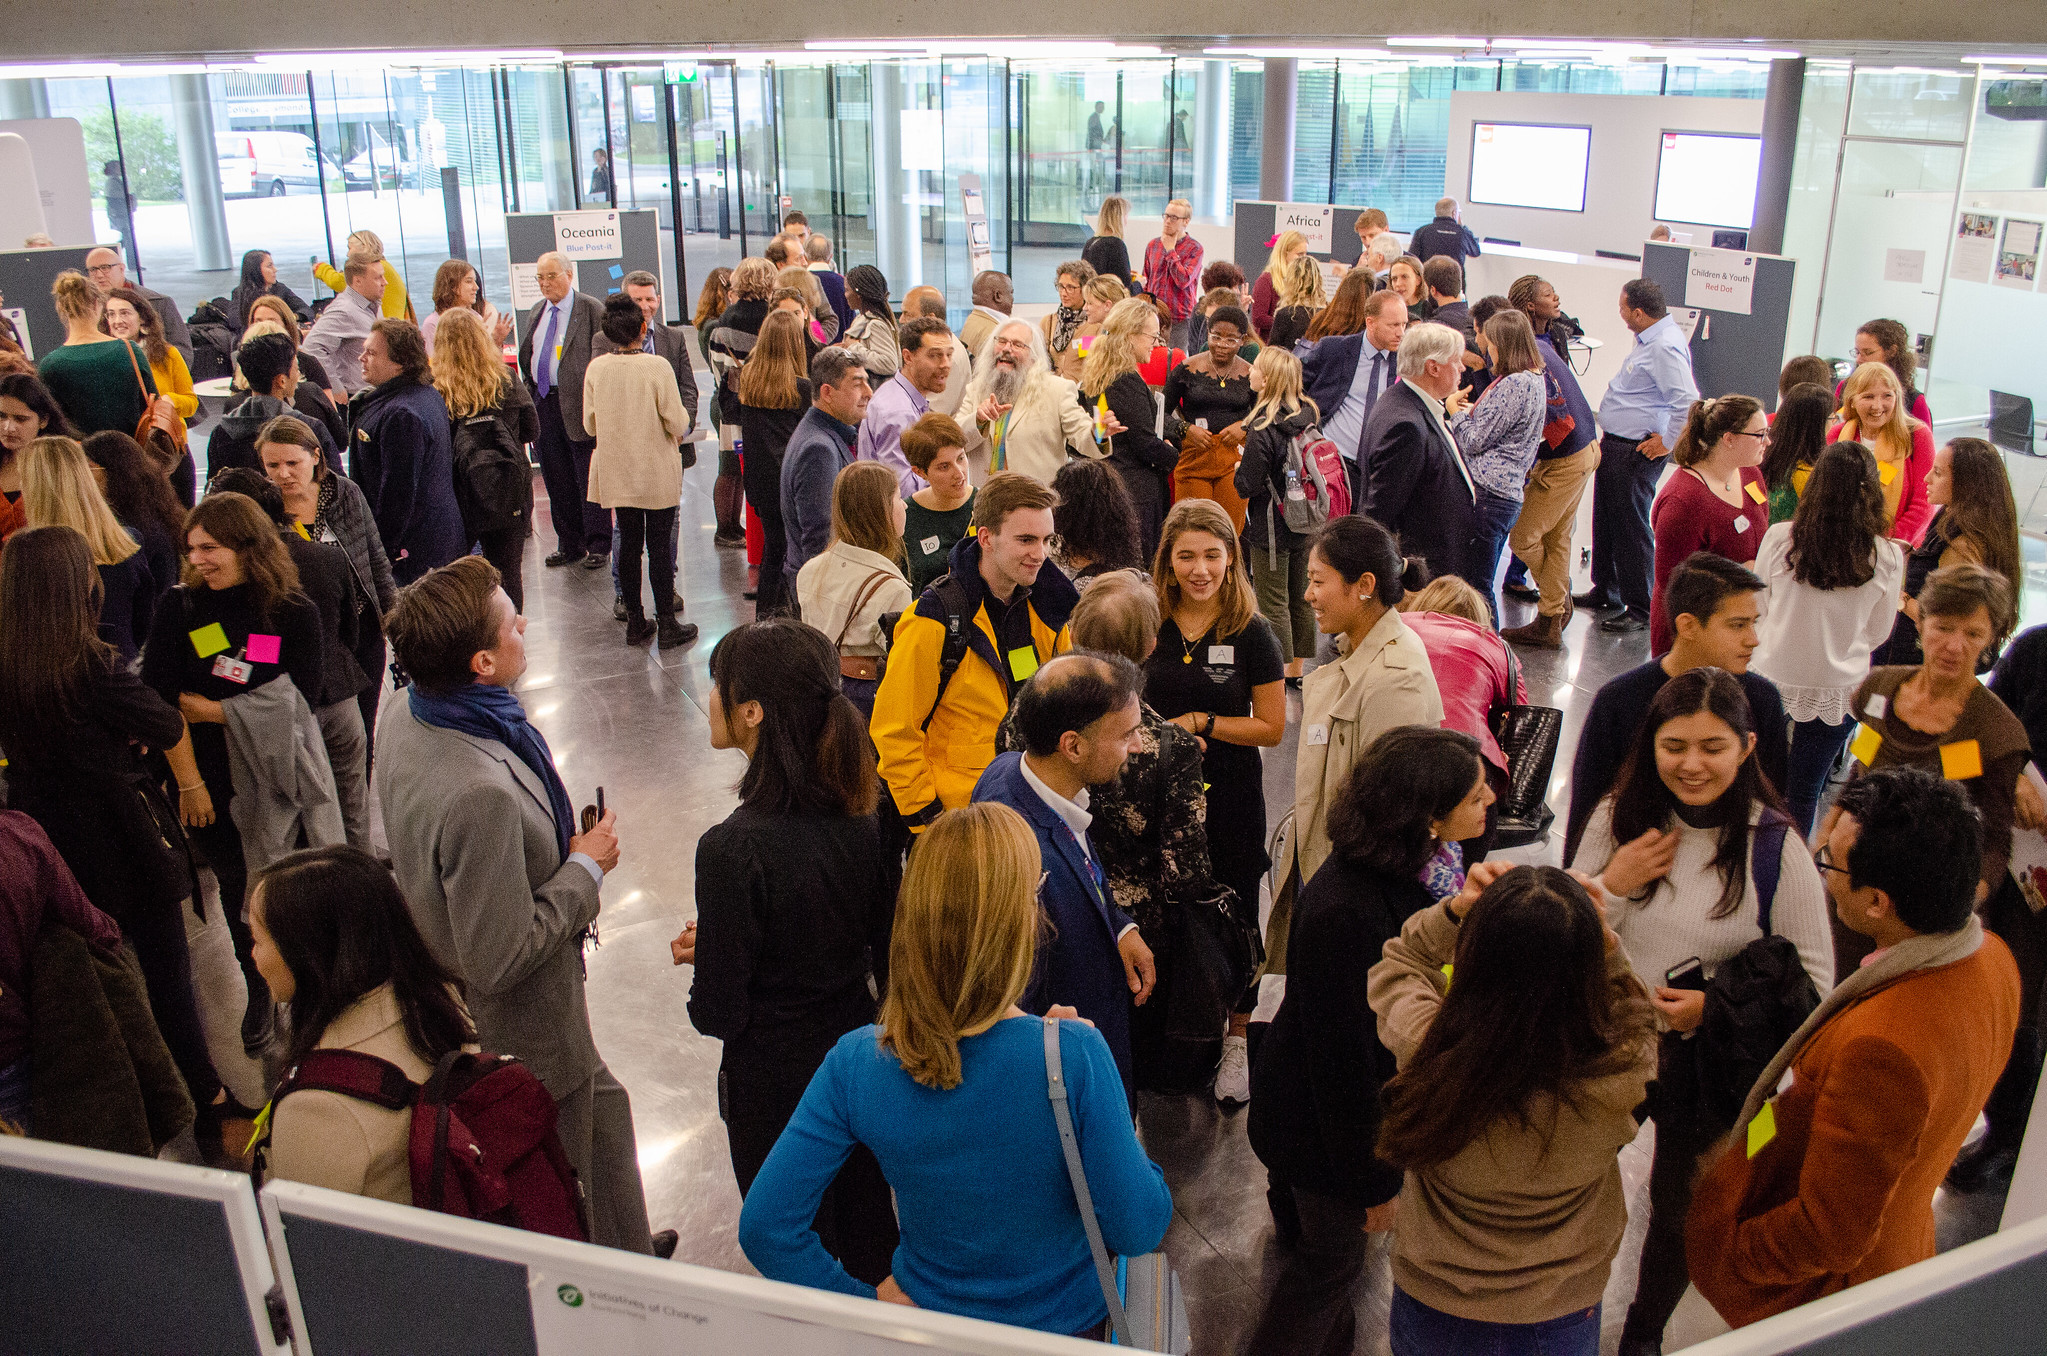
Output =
[
  {"x1": 509, "y1": 261, "x2": 543, "y2": 312},
  {"x1": 900, "y1": 109, "x2": 945, "y2": 172},
  {"x1": 0, "y1": 120, "x2": 93, "y2": 246},
  {"x1": 1274, "y1": 203, "x2": 1333, "y2": 253},
  {"x1": 553, "y1": 209, "x2": 623, "y2": 262},
  {"x1": 1684, "y1": 247, "x2": 1756, "y2": 316}
]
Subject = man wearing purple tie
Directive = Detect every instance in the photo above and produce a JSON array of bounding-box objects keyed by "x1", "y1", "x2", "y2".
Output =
[{"x1": 518, "y1": 252, "x2": 608, "y2": 569}]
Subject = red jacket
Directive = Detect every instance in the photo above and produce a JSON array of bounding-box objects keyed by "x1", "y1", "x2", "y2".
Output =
[
  {"x1": 1686, "y1": 935, "x2": 2019, "y2": 1327},
  {"x1": 1402, "y1": 611, "x2": 1524, "y2": 772}
]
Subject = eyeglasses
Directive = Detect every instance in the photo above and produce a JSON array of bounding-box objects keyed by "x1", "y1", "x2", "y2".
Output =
[
  {"x1": 1165, "y1": 212, "x2": 1190, "y2": 222},
  {"x1": 86, "y1": 262, "x2": 120, "y2": 275},
  {"x1": 1729, "y1": 429, "x2": 1768, "y2": 442},
  {"x1": 1813, "y1": 843, "x2": 1850, "y2": 877}
]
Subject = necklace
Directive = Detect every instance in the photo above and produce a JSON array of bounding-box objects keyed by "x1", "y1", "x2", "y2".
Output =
[{"x1": 1178, "y1": 612, "x2": 1216, "y2": 663}]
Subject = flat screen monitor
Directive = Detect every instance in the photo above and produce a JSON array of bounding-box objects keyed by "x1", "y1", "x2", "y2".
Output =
[
  {"x1": 1467, "y1": 122, "x2": 1592, "y2": 213},
  {"x1": 1654, "y1": 132, "x2": 1762, "y2": 228}
]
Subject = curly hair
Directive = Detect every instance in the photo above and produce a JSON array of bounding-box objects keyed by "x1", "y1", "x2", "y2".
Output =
[{"x1": 1051, "y1": 458, "x2": 1141, "y2": 574}]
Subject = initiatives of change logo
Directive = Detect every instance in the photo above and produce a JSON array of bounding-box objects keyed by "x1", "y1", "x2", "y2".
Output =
[{"x1": 557, "y1": 1284, "x2": 584, "y2": 1308}]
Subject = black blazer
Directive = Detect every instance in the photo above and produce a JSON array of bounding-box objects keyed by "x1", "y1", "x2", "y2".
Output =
[
  {"x1": 516, "y1": 292, "x2": 604, "y2": 437},
  {"x1": 1358, "y1": 379, "x2": 1479, "y2": 585},
  {"x1": 1247, "y1": 853, "x2": 1428, "y2": 1207},
  {"x1": 1087, "y1": 371, "x2": 1178, "y2": 562}
]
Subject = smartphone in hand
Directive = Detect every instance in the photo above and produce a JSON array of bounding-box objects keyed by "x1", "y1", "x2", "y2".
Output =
[{"x1": 1664, "y1": 956, "x2": 1707, "y2": 992}]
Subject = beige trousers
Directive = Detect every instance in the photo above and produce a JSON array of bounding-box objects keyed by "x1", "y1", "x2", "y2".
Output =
[{"x1": 1508, "y1": 444, "x2": 1600, "y2": 617}]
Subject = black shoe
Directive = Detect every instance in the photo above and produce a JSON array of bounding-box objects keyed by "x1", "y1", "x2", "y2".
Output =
[
  {"x1": 625, "y1": 616, "x2": 656, "y2": 645},
  {"x1": 713, "y1": 530, "x2": 746, "y2": 549},
  {"x1": 652, "y1": 1229, "x2": 679, "y2": 1259},
  {"x1": 613, "y1": 598, "x2": 627, "y2": 621},
  {"x1": 1503, "y1": 582, "x2": 1542, "y2": 604},
  {"x1": 1599, "y1": 611, "x2": 1649, "y2": 634},
  {"x1": 544, "y1": 550, "x2": 579, "y2": 568},
  {"x1": 580, "y1": 552, "x2": 607, "y2": 570},
  {"x1": 657, "y1": 617, "x2": 698, "y2": 649},
  {"x1": 1285, "y1": 675, "x2": 1302, "y2": 690},
  {"x1": 1572, "y1": 589, "x2": 1618, "y2": 610},
  {"x1": 1946, "y1": 1136, "x2": 2021, "y2": 1192},
  {"x1": 743, "y1": 586, "x2": 758, "y2": 601}
]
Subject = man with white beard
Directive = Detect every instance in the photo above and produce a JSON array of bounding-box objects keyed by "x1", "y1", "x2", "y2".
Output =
[{"x1": 960, "y1": 319, "x2": 1100, "y2": 487}]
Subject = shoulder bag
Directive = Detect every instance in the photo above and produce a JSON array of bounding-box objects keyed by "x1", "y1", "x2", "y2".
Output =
[
  {"x1": 1489, "y1": 641, "x2": 1563, "y2": 849},
  {"x1": 1044, "y1": 1016, "x2": 1189, "y2": 1352},
  {"x1": 834, "y1": 569, "x2": 899, "y2": 682},
  {"x1": 122, "y1": 340, "x2": 188, "y2": 473}
]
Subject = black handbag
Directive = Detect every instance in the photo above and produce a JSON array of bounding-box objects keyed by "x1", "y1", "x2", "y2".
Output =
[
  {"x1": 1159, "y1": 883, "x2": 1262, "y2": 1043},
  {"x1": 1490, "y1": 643, "x2": 1564, "y2": 849}
]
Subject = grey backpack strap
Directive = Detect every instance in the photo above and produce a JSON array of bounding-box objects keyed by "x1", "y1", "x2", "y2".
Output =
[{"x1": 1044, "y1": 1015, "x2": 1132, "y2": 1346}]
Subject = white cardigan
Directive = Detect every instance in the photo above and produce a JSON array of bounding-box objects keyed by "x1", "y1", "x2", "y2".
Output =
[
  {"x1": 796, "y1": 541, "x2": 914, "y2": 656},
  {"x1": 1751, "y1": 522, "x2": 1905, "y2": 724},
  {"x1": 582, "y1": 349, "x2": 692, "y2": 509}
]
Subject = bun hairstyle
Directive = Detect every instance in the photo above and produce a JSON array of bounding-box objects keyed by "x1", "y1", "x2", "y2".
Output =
[
  {"x1": 1311, "y1": 514, "x2": 1429, "y2": 607},
  {"x1": 1671, "y1": 394, "x2": 1763, "y2": 469},
  {"x1": 51, "y1": 270, "x2": 102, "y2": 322}
]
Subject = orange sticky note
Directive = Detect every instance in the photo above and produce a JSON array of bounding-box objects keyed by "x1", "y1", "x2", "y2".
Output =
[
  {"x1": 1849, "y1": 723, "x2": 1883, "y2": 766},
  {"x1": 1940, "y1": 739, "x2": 1984, "y2": 780},
  {"x1": 1745, "y1": 480, "x2": 1766, "y2": 504},
  {"x1": 1879, "y1": 460, "x2": 1899, "y2": 486}
]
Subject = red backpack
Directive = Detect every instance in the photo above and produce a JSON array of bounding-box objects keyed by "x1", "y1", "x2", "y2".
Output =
[{"x1": 259, "y1": 1048, "x2": 590, "y2": 1242}]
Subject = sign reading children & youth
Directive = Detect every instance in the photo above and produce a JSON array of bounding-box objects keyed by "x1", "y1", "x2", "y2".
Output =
[
  {"x1": 1683, "y1": 247, "x2": 1756, "y2": 316},
  {"x1": 553, "y1": 210, "x2": 623, "y2": 262}
]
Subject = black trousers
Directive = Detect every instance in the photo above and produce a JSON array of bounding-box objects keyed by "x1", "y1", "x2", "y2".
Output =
[
  {"x1": 1621, "y1": 1033, "x2": 1714, "y2": 1347},
  {"x1": 740, "y1": 443, "x2": 789, "y2": 617},
  {"x1": 615, "y1": 506, "x2": 678, "y2": 620},
  {"x1": 721, "y1": 1046, "x2": 898, "y2": 1286},
  {"x1": 354, "y1": 626, "x2": 386, "y2": 774},
  {"x1": 535, "y1": 392, "x2": 607, "y2": 557},
  {"x1": 1590, "y1": 432, "x2": 1663, "y2": 617},
  {"x1": 1243, "y1": 1179, "x2": 1375, "y2": 1356},
  {"x1": 476, "y1": 524, "x2": 528, "y2": 613}
]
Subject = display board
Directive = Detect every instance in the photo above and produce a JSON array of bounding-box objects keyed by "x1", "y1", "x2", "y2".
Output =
[
  {"x1": 0, "y1": 117, "x2": 95, "y2": 245},
  {"x1": 1654, "y1": 132, "x2": 1763, "y2": 229},
  {"x1": 0, "y1": 243, "x2": 99, "y2": 359},
  {"x1": 1642, "y1": 240, "x2": 1797, "y2": 408},
  {"x1": 1232, "y1": 200, "x2": 1373, "y2": 282},
  {"x1": 263, "y1": 1179, "x2": 1106, "y2": 1356},
  {"x1": 1938, "y1": 206, "x2": 2047, "y2": 413},
  {"x1": 1468, "y1": 122, "x2": 1592, "y2": 213},
  {"x1": 504, "y1": 208, "x2": 663, "y2": 342},
  {"x1": 0, "y1": 1136, "x2": 287, "y2": 1356}
]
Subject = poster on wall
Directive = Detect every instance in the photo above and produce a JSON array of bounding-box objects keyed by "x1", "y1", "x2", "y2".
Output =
[
  {"x1": 1274, "y1": 203, "x2": 1334, "y2": 253},
  {"x1": 553, "y1": 210, "x2": 623, "y2": 262},
  {"x1": 1951, "y1": 213, "x2": 1998, "y2": 283},
  {"x1": 1683, "y1": 247, "x2": 1756, "y2": 315},
  {"x1": 508, "y1": 261, "x2": 542, "y2": 312},
  {"x1": 1995, "y1": 218, "x2": 2040, "y2": 290}
]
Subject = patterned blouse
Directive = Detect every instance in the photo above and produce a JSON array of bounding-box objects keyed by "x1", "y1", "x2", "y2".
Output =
[{"x1": 1453, "y1": 369, "x2": 1548, "y2": 502}]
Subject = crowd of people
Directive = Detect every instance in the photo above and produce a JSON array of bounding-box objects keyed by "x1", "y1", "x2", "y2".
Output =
[{"x1": 0, "y1": 198, "x2": 2040, "y2": 1356}]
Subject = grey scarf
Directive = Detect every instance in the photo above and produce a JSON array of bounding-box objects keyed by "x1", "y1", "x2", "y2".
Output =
[
  {"x1": 1733, "y1": 917, "x2": 1985, "y2": 1135},
  {"x1": 1049, "y1": 305, "x2": 1085, "y2": 354}
]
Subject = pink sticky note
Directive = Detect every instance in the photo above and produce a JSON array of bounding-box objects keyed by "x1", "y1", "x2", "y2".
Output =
[{"x1": 245, "y1": 633, "x2": 281, "y2": 664}]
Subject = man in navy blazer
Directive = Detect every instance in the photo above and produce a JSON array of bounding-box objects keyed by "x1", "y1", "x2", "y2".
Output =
[
  {"x1": 973, "y1": 653, "x2": 1155, "y2": 1094},
  {"x1": 1357, "y1": 321, "x2": 1483, "y2": 592},
  {"x1": 1301, "y1": 290, "x2": 1408, "y2": 509}
]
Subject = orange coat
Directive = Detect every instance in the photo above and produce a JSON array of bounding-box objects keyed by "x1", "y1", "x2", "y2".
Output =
[{"x1": 1686, "y1": 935, "x2": 2019, "y2": 1327}]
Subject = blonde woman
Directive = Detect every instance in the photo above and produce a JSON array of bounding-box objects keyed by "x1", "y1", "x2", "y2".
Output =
[
  {"x1": 37, "y1": 271, "x2": 157, "y2": 437},
  {"x1": 312, "y1": 229, "x2": 412, "y2": 320},
  {"x1": 1236, "y1": 346, "x2": 1321, "y2": 678},
  {"x1": 797, "y1": 461, "x2": 914, "y2": 718},
  {"x1": 431, "y1": 308, "x2": 538, "y2": 612},
  {"x1": 1252, "y1": 228, "x2": 1309, "y2": 340},
  {"x1": 1828, "y1": 360, "x2": 1935, "y2": 545},
  {"x1": 1079, "y1": 295, "x2": 1175, "y2": 559},
  {"x1": 1266, "y1": 255, "x2": 1327, "y2": 352},
  {"x1": 20, "y1": 436, "x2": 150, "y2": 660},
  {"x1": 738, "y1": 802, "x2": 1172, "y2": 1337},
  {"x1": 1082, "y1": 193, "x2": 1137, "y2": 294},
  {"x1": 776, "y1": 265, "x2": 839, "y2": 343},
  {"x1": 1074, "y1": 273, "x2": 1128, "y2": 369}
]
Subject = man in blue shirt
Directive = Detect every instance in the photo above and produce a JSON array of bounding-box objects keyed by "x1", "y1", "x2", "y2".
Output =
[
  {"x1": 1303, "y1": 290, "x2": 1408, "y2": 510},
  {"x1": 780, "y1": 347, "x2": 873, "y2": 601},
  {"x1": 1580, "y1": 278, "x2": 1698, "y2": 634},
  {"x1": 858, "y1": 316, "x2": 953, "y2": 496}
]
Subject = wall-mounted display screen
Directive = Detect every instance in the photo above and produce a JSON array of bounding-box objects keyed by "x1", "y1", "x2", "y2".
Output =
[
  {"x1": 1467, "y1": 122, "x2": 1592, "y2": 213},
  {"x1": 1654, "y1": 132, "x2": 1762, "y2": 228}
]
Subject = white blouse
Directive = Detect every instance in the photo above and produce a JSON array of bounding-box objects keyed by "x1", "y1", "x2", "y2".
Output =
[{"x1": 1751, "y1": 522, "x2": 1905, "y2": 724}]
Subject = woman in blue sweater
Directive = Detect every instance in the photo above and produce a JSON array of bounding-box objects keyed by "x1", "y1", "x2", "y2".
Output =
[{"x1": 738, "y1": 802, "x2": 1173, "y2": 1337}]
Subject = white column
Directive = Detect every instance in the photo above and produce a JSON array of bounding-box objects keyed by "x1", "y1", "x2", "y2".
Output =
[
  {"x1": 1259, "y1": 59, "x2": 1297, "y2": 202},
  {"x1": 1191, "y1": 61, "x2": 1231, "y2": 221},
  {"x1": 871, "y1": 62, "x2": 918, "y2": 295},
  {"x1": 170, "y1": 74, "x2": 233, "y2": 272}
]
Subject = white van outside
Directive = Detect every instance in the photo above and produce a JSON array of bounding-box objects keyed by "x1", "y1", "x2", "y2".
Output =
[{"x1": 215, "y1": 131, "x2": 327, "y2": 197}]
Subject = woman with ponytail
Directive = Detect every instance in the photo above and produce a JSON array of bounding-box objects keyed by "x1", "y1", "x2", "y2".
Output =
[
  {"x1": 1648, "y1": 394, "x2": 1769, "y2": 655},
  {"x1": 683, "y1": 618, "x2": 900, "y2": 1284}
]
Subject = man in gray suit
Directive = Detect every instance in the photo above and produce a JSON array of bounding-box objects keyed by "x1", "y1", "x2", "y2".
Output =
[
  {"x1": 608, "y1": 270, "x2": 701, "y2": 624},
  {"x1": 518, "y1": 252, "x2": 609, "y2": 569},
  {"x1": 378, "y1": 555, "x2": 664, "y2": 1255}
]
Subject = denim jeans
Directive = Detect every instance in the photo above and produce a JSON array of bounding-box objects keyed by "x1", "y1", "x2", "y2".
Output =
[
  {"x1": 1391, "y1": 1288, "x2": 1601, "y2": 1356},
  {"x1": 1786, "y1": 716, "x2": 1856, "y2": 839},
  {"x1": 1473, "y1": 489, "x2": 1524, "y2": 625}
]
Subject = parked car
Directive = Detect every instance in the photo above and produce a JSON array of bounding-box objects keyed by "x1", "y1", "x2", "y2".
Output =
[
  {"x1": 342, "y1": 132, "x2": 422, "y2": 190},
  {"x1": 215, "y1": 131, "x2": 330, "y2": 197}
]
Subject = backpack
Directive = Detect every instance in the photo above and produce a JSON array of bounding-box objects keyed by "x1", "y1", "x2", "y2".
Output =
[
  {"x1": 881, "y1": 571, "x2": 1018, "y2": 736},
  {"x1": 258, "y1": 1048, "x2": 590, "y2": 1242},
  {"x1": 1276, "y1": 422, "x2": 1352, "y2": 535},
  {"x1": 451, "y1": 411, "x2": 533, "y2": 538}
]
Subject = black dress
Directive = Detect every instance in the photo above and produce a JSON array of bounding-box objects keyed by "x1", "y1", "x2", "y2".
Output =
[{"x1": 1083, "y1": 371, "x2": 1177, "y2": 563}]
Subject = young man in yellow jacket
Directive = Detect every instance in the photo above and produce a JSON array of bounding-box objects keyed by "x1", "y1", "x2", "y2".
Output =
[{"x1": 871, "y1": 473, "x2": 1076, "y2": 830}]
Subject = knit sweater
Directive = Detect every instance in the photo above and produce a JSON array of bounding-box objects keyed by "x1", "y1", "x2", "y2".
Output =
[{"x1": 1572, "y1": 800, "x2": 1835, "y2": 1005}]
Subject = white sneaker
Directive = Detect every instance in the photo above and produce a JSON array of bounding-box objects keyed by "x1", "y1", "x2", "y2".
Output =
[{"x1": 1215, "y1": 1034, "x2": 1251, "y2": 1105}]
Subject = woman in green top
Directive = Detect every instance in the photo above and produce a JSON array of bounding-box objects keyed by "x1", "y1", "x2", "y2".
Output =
[
  {"x1": 1761, "y1": 382, "x2": 1831, "y2": 525},
  {"x1": 36, "y1": 271, "x2": 158, "y2": 438},
  {"x1": 899, "y1": 412, "x2": 975, "y2": 594}
]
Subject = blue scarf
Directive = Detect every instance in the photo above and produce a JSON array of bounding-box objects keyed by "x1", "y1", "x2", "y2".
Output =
[{"x1": 410, "y1": 684, "x2": 575, "y2": 860}]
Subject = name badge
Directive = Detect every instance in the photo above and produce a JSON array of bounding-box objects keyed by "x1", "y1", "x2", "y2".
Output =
[
  {"x1": 1208, "y1": 645, "x2": 1234, "y2": 666},
  {"x1": 1732, "y1": 514, "x2": 1751, "y2": 534},
  {"x1": 919, "y1": 535, "x2": 940, "y2": 554},
  {"x1": 1305, "y1": 723, "x2": 1330, "y2": 747},
  {"x1": 212, "y1": 654, "x2": 254, "y2": 684},
  {"x1": 1865, "y1": 692, "x2": 1888, "y2": 720}
]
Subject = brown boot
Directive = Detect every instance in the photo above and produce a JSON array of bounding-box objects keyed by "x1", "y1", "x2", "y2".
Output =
[{"x1": 1502, "y1": 610, "x2": 1567, "y2": 649}]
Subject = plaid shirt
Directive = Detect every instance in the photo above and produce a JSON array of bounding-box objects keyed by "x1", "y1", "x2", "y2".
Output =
[{"x1": 1143, "y1": 234, "x2": 1204, "y2": 323}]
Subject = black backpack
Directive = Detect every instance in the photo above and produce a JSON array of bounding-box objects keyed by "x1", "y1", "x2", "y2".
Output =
[{"x1": 451, "y1": 412, "x2": 532, "y2": 538}]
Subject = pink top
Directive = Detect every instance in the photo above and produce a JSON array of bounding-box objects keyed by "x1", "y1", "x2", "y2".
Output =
[
  {"x1": 1402, "y1": 612, "x2": 1527, "y2": 772},
  {"x1": 1649, "y1": 464, "x2": 1770, "y2": 655},
  {"x1": 1826, "y1": 419, "x2": 1935, "y2": 549}
]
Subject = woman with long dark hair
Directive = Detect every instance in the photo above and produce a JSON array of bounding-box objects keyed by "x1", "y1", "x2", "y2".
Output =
[
  {"x1": 0, "y1": 371, "x2": 82, "y2": 542},
  {"x1": 418, "y1": 258, "x2": 512, "y2": 353},
  {"x1": 841, "y1": 264, "x2": 900, "y2": 383},
  {"x1": 1572, "y1": 669, "x2": 1832, "y2": 1355},
  {"x1": 1050, "y1": 456, "x2": 1143, "y2": 582},
  {"x1": 1371, "y1": 864, "x2": 1658, "y2": 1356},
  {"x1": 1881, "y1": 437, "x2": 2022, "y2": 668},
  {"x1": 1760, "y1": 382, "x2": 1832, "y2": 524},
  {"x1": 681, "y1": 619, "x2": 900, "y2": 1284},
  {"x1": 1753, "y1": 442, "x2": 1906, "y2": 834},
  {"x1": 0, "y1": 526, "x2": 225, "y2": 1128},
  {"x1": 229, "y1": 250, "x2": 312, "y2": 333},
  {"x1": 737, "y1": 310, "x2": 813, "y2": 618},
  {"x1": 102, "y1": 285, "x2": 196, "y2": 436},
  {"x1": 141, "y1": 492, "x2": 325, "y2": 1056},
  {"x1": 1245, "y1": 726, "x2": 1491, "y2": 1356},
  {"x1": 252, "y1": 845, "x2": 475, "y2": 1203},
  {"x1": 20, "y1": 436, "x2": 154, "y2": 662},
  {"x1": 83, "y1": 431, "x2": 184, "y2": 603}
]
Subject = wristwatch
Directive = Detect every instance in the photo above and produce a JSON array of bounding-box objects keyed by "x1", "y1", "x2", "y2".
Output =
[{"x1": 1201, "y1": 712, "x2": 1217, "y2": 737}]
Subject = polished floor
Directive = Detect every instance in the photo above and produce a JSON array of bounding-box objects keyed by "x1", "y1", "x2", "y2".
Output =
[{"x1": 171, "y1": 434, "x2": 2017, "y2": 1355}]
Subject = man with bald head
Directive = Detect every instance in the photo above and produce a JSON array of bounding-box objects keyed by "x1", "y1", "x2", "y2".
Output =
[
  {"x1": 517, "y1": 250, "x2": 609, "y2": 567},
  {"x1": 85, "y1": 246, "x2": 189, "y2": 362},
  {"x1": 958, "y1": 270, "x2": 1014, "y2": 358},
  {"x1": 960, "y1": 318, "x2": 1097, "y2": 486},
  {"x1": 974, "y1": 650, "x2": 1156, "y2": 1096},
  {"x1": 902, "y1": 285, "x2": 971, "y2": 417}
]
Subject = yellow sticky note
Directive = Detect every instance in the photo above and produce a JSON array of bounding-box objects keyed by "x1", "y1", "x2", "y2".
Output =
[
  {"x1": 1879, "y1": 460, "x2": 1898, "y2": 486},
  {"x1": 1440, "y1": 962, "x2": 1454, "y2": 987},
  {"x1": 189, "y1": 623, "x2": 230, "y2": 658},
  {"x1": 1008, "y1": 647, "x2": 1041, "y2": 682},
  {"x1": 1745, "y1": 480, "x2": 1766, "y2": 504},
  {"x1": 1849, "y1": 723, "x2": 1883, "y2": 766},
  {"x1": 1940, "y1": 739, "x2": 1984, "y2": 781},
  {"x1": 1746, "y1": 1101, "x2": 1777, "y2": 1158},
  {"x1": 293, "y1": 520, "x2": 312, "y2": 540}
]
